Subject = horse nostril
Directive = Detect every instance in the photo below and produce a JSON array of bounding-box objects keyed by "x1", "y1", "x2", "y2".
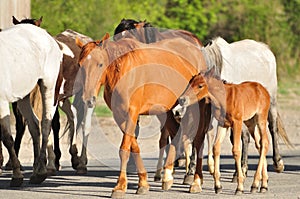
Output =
[{"x1": 179, "y1": 97, "x2": 186, "y2": 106}]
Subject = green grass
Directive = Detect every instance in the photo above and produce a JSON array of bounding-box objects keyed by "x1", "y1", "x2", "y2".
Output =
[{"x1": 94, "y1": 104, "x2": 112, "y2": 117}]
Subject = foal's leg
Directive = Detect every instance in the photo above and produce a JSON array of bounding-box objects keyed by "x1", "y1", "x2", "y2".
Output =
[
  {"x1": 213, "y1": 126, "x2": 227, "y2": 194},
  {"x1": 232, "y1": 124, "x2": 250, "y2": 182},
  {"x1": 250, "y1": 117, "x2": 269, "y2": 193},
  {"x1": 0, "y1": 102, "x2": 23, "y2": 187},
  {"x1": 231, "y1": 121, "x2": 244, "y2": 195}
]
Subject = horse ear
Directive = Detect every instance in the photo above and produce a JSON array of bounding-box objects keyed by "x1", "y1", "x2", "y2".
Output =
[
  {"x1": 35, "y1": 16, "x2": 43, "y2": 27},
  {"x1": 101, "y1": 33, "x2": 110, "y2": 48},
  {"x1": 75, "y1": 37, "x2": 84, "y2": 49},
  {"x1": 12, "y1": 16, "x2": 20, "y2": 25}
]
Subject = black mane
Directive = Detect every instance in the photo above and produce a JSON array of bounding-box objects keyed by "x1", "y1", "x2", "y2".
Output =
[{"x1": 113, "y1": 18, "x2": 156, "y2": 43}]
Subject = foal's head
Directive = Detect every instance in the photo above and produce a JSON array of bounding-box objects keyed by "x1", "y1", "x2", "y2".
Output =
[
  {"x1": 12, "y1": 16, "x2": 43, "y2": 27},
  {"x1": 179, "y1": 73, "x2": 209, "y2": 108},
  {"x1": 179, "y1": 67, "x2": 223, "y2": 108}
]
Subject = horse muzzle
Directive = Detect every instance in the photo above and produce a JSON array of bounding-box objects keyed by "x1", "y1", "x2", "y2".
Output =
[{"x1": 86, "y1": 96, "x2": 96, "y2": 108}]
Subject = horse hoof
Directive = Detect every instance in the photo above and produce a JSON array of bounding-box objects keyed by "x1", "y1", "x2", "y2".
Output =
[
  {"x1": 162, "y1": 180, "x2": 173, "y2": 190},
  {"x1": 55, "y1": 164, "x2": 61, "y2": 171},
  {"x1": 136, "y1": 186, "x2": 149, "y2": 195},
  {"x1": 250, "y1": 186, "x2": 258, "y2": 193},
  {"x1": 235, "y1": 189, "x2": 244, "y2": 195},
  {"x1": 47, "y1": 168, "x2": 57, "y2": 176},
  {"x1": 189, "y1": 184, "x2": 202, "y2": 193},
  {"x1": 208, "y1": 165, "x2": 214, "y2": 175},
  {"x1": 111, "y1": 190, "x2": 125, "y2": 199},
  {"x1": 214, "y1": 186, "x2": 222, "y2": 194},
  {"x1": 183, "y1": 174, "x2": 194, "y2": 185},
  {"x1": 75, "y1": 167, "x2": 87, "y2": 175},
  {"x1": 273, "y1": 160, "x2": 284, "y2": 173},
  {"x1": 260, "y1": 186, "x2": 268, "y2": 193},
  {"x1": 231, "y1": 175, "x2": 237, "y2": 183},
  {"x1": 71, "y1": 157, "x2": 80, "y2": 170},
  {"x1": 10, "y1": 177, "x2": 23, "y2": 187},
  {"x1": 29, "y1": 173, "x2": 47, "y2": 184},
  {"x1": 154, "y1": 175, "x2": 161, "y2": 182}
]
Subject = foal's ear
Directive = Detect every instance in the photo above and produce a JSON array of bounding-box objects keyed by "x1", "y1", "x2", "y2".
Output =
[
  {"x1": 12, "y1": 16, "x2": 20, "y2": 25},
  {"x1": 35, "y1": 16, "x2": 43, "y2": 27},
  {"x1": 75, "y1": 37, "x2": 84, "y2": 48}
]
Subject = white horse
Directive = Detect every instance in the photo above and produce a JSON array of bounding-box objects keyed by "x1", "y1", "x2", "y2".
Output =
[{"x1": 0, "y1": 24, "x2": 62, "y2": 186}]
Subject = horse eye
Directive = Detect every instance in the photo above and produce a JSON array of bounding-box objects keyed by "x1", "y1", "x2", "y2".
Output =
[
  {"x1": 98, "y1": 63, "x2": 103, "y2": 67},
  {"x1": 198, "y1": 85, "x2": 203, "y2": 89}
]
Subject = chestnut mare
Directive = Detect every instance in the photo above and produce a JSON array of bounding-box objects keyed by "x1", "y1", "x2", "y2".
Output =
[
  {"x1": 0, "y1": 24, "x2": 62, "y2": 186},
  {"x1": 179, "y1": 68, "x2": 270, "y2": 194},
  {"x1": 76, "y1": 33, "x2": 209, "y2": 198},
  {"x1": 113, "y1": 18, "x2": 202, "y2": 184}
]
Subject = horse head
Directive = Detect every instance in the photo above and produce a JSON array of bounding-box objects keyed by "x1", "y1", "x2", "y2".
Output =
[{"x1": 76, "y1": 33, "x2": 110, "y2": 108}]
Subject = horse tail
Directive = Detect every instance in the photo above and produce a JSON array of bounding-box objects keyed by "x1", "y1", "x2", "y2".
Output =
[
  {"x1": 277, "y1": 112, "x2": 293, "y2": 148},
  {"x1": 30, "y1": 84, "x2": 43, "y2": 120}
]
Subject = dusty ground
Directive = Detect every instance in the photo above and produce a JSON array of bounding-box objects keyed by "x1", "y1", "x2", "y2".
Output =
[{"x1": 0, "y1": 94, "x2": 299, "y2": 198}]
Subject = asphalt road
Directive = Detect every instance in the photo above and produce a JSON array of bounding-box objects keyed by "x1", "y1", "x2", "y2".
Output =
[{"x1": 0, "y1": 96, "x2": 300, "y2": 199}]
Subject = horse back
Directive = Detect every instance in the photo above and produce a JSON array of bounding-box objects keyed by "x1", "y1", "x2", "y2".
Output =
[{"x1": 225, "y1": 81, "x2": 270, "y2": 122}]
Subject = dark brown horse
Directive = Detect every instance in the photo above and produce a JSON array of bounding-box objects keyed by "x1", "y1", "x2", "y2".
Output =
[
  {"x1": 179, "y1": 68, "x2": 271, "y2": 194},
  {"x1": 76, "y1": 33, "x2": 209, "y2": 198}
]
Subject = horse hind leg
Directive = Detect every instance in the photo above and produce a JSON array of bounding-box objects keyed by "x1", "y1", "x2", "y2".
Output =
[
  {"x1": 268, "y1": 103, "x2": 284, "y2": 172},
  {"x1": 17, "y1": 96, "x2": 41, "y2": 171},
  {"x1": 52, "y1": 107, "x2": 61, "y2": 171},
  {"x1": 0, "y1": 102, "x2": 23, "y2": 187},
  {"x1": 4, "y1": 102, "x2": 26, "y2": 171},
  {"x1": 232, "y1": 124, "x2": 250, "y2": 183},
  {"x1": 29, "y1": 80, "x2": 55, "y2": 184}
]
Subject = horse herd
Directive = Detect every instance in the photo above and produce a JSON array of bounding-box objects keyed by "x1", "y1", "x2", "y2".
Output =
[{"x1": 0, "y1": 17, "x2": 292, "y2": 198}]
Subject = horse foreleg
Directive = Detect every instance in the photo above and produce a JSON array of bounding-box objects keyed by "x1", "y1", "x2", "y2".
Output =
[
  {"x1": 60, "y1": 99, "x2": 79, "y2": 171},
  {"x1": 77, "y1": 106, "x2": 94, "y2": 174},
  {"x1": 154, "y1": 124, "x2": 169, "y2": 182},
  {"x1": 0, "y1": 102, "x2": 23, "y2": 187},
  {"x1": 213, "y1": 126, "x2": 227, "y2": 194},
  {"x1": 207, "y1": 127, "x2": 215, "y2": 175},
  {"x1": 160, "y1": 112, "x2": 179, "y2": 191}
]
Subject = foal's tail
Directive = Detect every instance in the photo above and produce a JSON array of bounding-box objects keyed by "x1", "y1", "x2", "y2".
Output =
[{"x1": 277, "y1": 112, "x2": 293, "y2": 148}]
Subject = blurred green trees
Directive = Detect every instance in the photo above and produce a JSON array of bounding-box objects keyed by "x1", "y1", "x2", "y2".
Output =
[{"x1": 32, "y1": 0, "x2": 299, "y2": 79}]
